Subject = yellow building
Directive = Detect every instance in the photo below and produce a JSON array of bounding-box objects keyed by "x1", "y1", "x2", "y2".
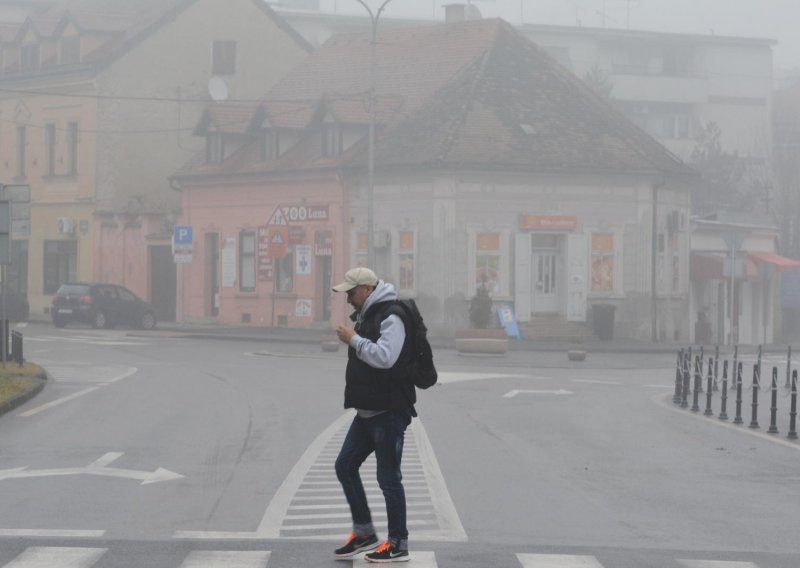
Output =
[{"x1": 0, "y1": 0, "x2": 311, "y2": 319}]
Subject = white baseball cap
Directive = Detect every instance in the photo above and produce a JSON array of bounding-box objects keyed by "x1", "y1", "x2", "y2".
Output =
[{"x1": 332, "y1": 267, "x2": 378, "y2": 292}]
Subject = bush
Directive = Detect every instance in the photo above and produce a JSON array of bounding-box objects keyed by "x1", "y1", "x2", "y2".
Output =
[{"x1": 468, "y1": 282, "x2": 494, "y2": 329}]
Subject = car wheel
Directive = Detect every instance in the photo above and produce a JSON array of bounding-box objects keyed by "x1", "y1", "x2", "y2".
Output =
[
  {"x1": 140, "y1": 312, "x2": 156, "y2": 330},
  {"x1": 53, "y1": 317, "x2": 67, "y2": 328},
  {"x1": 92, "y1": 311, "x2": 107, "y2": 329}
]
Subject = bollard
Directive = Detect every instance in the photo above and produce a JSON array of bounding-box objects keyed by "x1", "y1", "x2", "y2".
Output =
[
  {"x1": 704, "y1": 357, "x2": 714, "y2": 416},
  {"x1": 788, "y1": 370, "x2": 798, "y2": 440},
  {"x1": 719, "y1": 360, "x2": 729, "y2": 421},
  {"x1": 713, "y1": 345, "x2": 720, "y2": 391},
  {"x1": 786, "y1": 345, "x2": 793, "y2": 389},
  {"x1": 768, "y1": 367, "x2": 779, "y2": 434},
  {"x1": 697, "y1": 346, "x2": 704, "y2": 393},
  {"x1": 691, "y1": 356, "x2": 702, "y2": 412},
  {"x1": 673, "y1": 349, "x2": 684, "y2": 404},
  {"x1": 732, "y1": 345, "x2": 738, "y2": 388},
  {"x1": 757, "y1": 345, "x2": 763, "y2": 382},
  {"x1": 749, "y1": 364, "x2": 760, "y2": 429},
  {"x1": 733, "y1": 362, "x2": 744, "y2": 425},
  {"x1": 681, "y1": 352, "x2": 691, "y2": 409}
]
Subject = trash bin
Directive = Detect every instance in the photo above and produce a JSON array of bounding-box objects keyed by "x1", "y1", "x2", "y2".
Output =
[{"x1": 592, "y1": 304, "x2": 616, "y2": 341}]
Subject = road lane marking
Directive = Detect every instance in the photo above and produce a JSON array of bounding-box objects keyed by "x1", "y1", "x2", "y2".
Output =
[
  {"x1": 503, "y1": 389, "x2": 573, "y2": 398},
  {"x1": 17, "y1": 387, "x2": 101, "y2": 417},
  {"x1": 517, "y1": 553, "x2": 604, "y2": 567},
  {"x1": 571, "y1": 379, "x2": 620, "y2": 385},
  {"x1": 4, "y1": 547, "x2": 107, "y2": 567},
  {"x1": 354, "y1": 550, "x2": 436, "y2": 567},
  {"x1": 178, "y1": 551, "x2": 271, "y2": 567},
  {"x1": 0, "y1": 530, "x2": 105, "y2": 538},
  {"x1": 678, "y1": 561, "x2": 758, "y2": 568}
]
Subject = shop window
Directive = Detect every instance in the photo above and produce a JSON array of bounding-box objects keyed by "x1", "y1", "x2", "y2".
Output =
[
  {"x1": 590, "y1": 233, "x2": 614, "y2": 293},
  {"x1": 397, "y1": 231, "x2": 415, "y2": 293},
  {"x1": 275, "y1": 248, "x2": 294, "y2": 292},
  {"x1": 43, "y1": 240, "x2": 77, "y2": 295},
  {"x1": 473, "y1": 232, "x2": 503, "y2": 296},
  {"x1": 239, "y1": 230, "x2": 256, "y2": 292}
]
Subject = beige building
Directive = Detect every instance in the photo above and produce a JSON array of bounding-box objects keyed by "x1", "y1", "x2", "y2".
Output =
[{"x1": 0, "y1": 0, "x2": 310, "y2": 320}]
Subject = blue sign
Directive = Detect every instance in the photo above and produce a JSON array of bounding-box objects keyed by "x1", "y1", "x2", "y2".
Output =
[
  {"x1": 496, "y1": 303, "x2": 521, "y2": 339},
  {"x1": 173, "y1": 225, "x2": 193, "y2": 248}
]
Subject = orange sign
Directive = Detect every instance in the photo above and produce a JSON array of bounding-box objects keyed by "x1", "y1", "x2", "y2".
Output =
[
  {"x1": 476, "y1": 233, "x2": 500, "y2": 251},
  {"x1": 399, "y1": 231, "x2": 414, "y2": 250},
  {"x1": 519, "y1": 215, "x2": 577, "y2": 231},
  {"x1": 267, "y1": 226, "x2": 288, "y2": 259}
]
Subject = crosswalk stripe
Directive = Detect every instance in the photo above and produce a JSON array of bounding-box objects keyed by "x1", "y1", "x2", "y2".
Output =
[
  {"x1": 353, "y1": 550, "x2": 435, "y2": 567},
  {"x1": 677, "y1": 561, "x2": 759, "y2": 568},
  {"x1": 178, "y1": 551, "x2": 271, "y2": 567},
  {"x1": 5, "y1": 547, "x2": 107, "y2": 567},
  {"x1": 517, "y1": 553, "x2": 604, "y2": 568}
]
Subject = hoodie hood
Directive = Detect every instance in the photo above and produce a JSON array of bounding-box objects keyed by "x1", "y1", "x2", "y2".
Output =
[{"x1": 356, "y1": 280, "x2": 398, "y2": 322}]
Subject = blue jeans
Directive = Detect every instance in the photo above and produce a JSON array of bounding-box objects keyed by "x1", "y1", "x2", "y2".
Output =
[{"x1": 335, "y1": 410, "x2": 412, "y2": 543}]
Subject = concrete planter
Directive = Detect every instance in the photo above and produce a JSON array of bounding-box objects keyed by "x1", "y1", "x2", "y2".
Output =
[
  {"x1": 567, "y1": 348, "x2": 587, "y2": 361},
  {"x1": 455, "y1": 328, "x2": 508, "y2": 355}
]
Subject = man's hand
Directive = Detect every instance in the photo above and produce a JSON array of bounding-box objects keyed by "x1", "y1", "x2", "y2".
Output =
[{"x1": 336, "y1": 325, "x2": 356, "y2": 345}]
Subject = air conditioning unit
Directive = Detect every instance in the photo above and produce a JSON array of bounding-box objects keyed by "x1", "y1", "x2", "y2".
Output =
[{"x1": 57, "y1": 217, "x2": 75, "y2": 234}]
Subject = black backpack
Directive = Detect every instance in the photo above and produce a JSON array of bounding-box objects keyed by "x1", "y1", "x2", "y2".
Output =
[{"x1": 389, "y1": 299, "x2": 438, "y2": 389}]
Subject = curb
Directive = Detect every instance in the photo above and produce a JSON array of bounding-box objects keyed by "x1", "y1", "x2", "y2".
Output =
[{"x1": 0, "y1": 374, "x2": 46, "y2": 418}]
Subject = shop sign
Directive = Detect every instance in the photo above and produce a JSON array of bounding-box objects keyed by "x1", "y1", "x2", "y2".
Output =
[
  {"x1": 269, "y1": 205, "x2": 329, "y2": 226},
  {"x1": 315, "y1": 230, "x2": 333, "y2": 256},
  {"x1": 257, "y1": 226, "x2": 272, "y2": 280},
  {"x1": 288, "y1": 226, "x2": 306, "y2": 245},
  {"x1": 519, "y1": 214, "x2": 577, "y2": 231}
]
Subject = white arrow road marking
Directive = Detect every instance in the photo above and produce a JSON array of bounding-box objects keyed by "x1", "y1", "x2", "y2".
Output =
[
  {"x1": 437, "y1": 371, "x2": 543, "y2": 384},
  {"x1": 0, "y1": 452, "x2": 183, "y2": 485},
  {"x1": 571, "y1": 379, "x2": 621, "y2": 385},
  {"x1": 503, "y1": 389, "x2": 574, "y2": 398},
  {"x1": 5, "y1": 546, "x2": 107, "y2": 567}
]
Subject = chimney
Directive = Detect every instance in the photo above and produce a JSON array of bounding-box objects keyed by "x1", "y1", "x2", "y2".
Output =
[{"x1": 444, "y1": 3, "x2": 466, "y2": 23}]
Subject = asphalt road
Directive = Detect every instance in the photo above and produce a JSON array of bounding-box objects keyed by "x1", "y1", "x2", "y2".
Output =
[{"x1": 0, "y1": 322, "x2": 798, "y2": 567}]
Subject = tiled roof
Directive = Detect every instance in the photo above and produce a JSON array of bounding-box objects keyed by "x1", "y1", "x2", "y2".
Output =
[
  {"x1": 180, "y1": 18, "x2": 692, "y2": 179},
  {"x1": 197, "y1": 103, "x2": 261, "y2": 135}
]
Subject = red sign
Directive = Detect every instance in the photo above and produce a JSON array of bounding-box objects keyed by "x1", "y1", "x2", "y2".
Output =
[{"x1": 519, "y1": 215, "x2": 578, "y2": 231}]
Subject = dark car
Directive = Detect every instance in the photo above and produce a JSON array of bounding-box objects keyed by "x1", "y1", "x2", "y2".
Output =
[
  {"x1": 0, "y1": 287, "x2": 29, "y2": 322},
  {"x1": 51, "y1": 283, "x2": 157, "y2": 330}
]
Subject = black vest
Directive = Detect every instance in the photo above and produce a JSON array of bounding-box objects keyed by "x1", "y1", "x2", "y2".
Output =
[{"x1": 344, "y1": 300, "x2": 417, "y2": 413}]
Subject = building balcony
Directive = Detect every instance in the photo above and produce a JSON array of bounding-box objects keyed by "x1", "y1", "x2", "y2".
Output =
[{"x1": 610, "y1": 73, "x2": 708, "y2": 104}]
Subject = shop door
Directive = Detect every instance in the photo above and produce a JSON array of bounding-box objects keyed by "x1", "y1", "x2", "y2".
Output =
[
  {"x1": 532, "y1": 252, "x2": 558, "y2": 313},
  {"x1": 316, "y1": 255, "x2": 332, "y2": 322},
  {"x1": 205, "y1": 233, "x2": 219, "y2": 317},
  {"x1": 149, "y1": 245, "x2": 176, "y2": 322}
]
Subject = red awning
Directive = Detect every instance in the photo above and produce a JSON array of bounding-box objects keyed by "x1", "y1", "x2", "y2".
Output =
[{"x1": 748, "y1": 251, "x2": 800, "y2": 272}]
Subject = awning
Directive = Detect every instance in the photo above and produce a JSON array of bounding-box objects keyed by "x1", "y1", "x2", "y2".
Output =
[{"x1": 748, "y1": 251, "x2": 800, "y2": 272}]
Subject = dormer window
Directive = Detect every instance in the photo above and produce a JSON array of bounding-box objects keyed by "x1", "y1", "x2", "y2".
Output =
[
  {"x1": 322, "y1": 123, "x2": 342, "y2": 157},
  {"x1": 212, "y1": 40, "x2": 237, "y2": 75},
  {"x1": 60, "y1": 36, "x2": 80, "y2": 65},
  {"x1": 260, "y1": 129, "x2": 280, "y2": 161},
  {"x1": 20, "y1": 43, "x2": 39, "y2": 71},
  {"x1": 206, "y1": 132, "x2": 224, "y2": 164}
]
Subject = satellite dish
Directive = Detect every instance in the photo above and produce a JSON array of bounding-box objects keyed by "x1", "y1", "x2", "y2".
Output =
[{"x1": 208, "y1": 76, "x2": 229, "y2": 102}]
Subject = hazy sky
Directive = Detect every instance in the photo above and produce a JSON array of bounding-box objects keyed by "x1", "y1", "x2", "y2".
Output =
[{"x1": 328, "y1": 0, "x2": 800, "y2": 70}]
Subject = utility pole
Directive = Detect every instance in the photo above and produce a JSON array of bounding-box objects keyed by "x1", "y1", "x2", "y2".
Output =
[{"x1": 354, "y1": 0, "x2": 393, "y2": 268}]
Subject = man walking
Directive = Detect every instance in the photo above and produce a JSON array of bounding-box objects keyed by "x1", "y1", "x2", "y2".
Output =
[{"x1": 332, "y1": 267, "x2": 415, "y2": 563}]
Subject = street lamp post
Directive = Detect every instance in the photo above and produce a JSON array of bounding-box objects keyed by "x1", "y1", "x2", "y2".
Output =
[{"x1": 354, "y1": 0, "x2": 393, "y2": 268}]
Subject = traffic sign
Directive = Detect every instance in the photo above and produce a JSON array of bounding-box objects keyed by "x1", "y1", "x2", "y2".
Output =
[
  {"x1": 173, "y1": 225, "x2": 193, "y2": 248},
  {"x1": 267, "y1": 226, "x2": 288, "y2": 259}
]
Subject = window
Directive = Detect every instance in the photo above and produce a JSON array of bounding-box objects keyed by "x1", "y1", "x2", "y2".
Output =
[
  {"x1": 474, "y1": 232, "x2": 501, "y2": 295},
  {"x1": 275, "y1": 248, "x2": 294, "y2": 293},
  {"x1": 590, "y1": 233, "x2": 614, "y2": 292},
  {"x1": 20, "y1": 43, "x2": 39, "y2": 71},
  {"x1": 397, "y1": 231, "x2": 415, "y2": 293},
  {"x1": 322, "y1": 123, "x2": 342, "y2": 157},
  {"x1": 43, "y1": 240, "x2": 77, "y2": 295},
  {"x1": 16, "y1": 125, "x2": 26, "y2": 178},
  {"x1": 206, "y1": 132, "x2": 224, "y2": 164},
  {"x1": 239, "y1": 230, "x2": 256, "y2": 292},
  {"x1": 260, "y1": 129, "x2": 280, "y2": 161},
  {"x1": 212, "y1": 40, "x2": 237, "y2": 75},
  {"x1": 60, "y1": 36, "x2": 80, "y2": 64},
  {"x1": 67, "y1": 122, "x2": 78, "y2": 174},
  {"x1": 45, "y1": 123, "x2": 56, "y2": 176}
]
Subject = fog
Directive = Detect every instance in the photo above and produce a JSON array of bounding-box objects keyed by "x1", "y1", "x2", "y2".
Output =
[{"x1": 320, "y1": 0, "x2": 800, "y2": 70}]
